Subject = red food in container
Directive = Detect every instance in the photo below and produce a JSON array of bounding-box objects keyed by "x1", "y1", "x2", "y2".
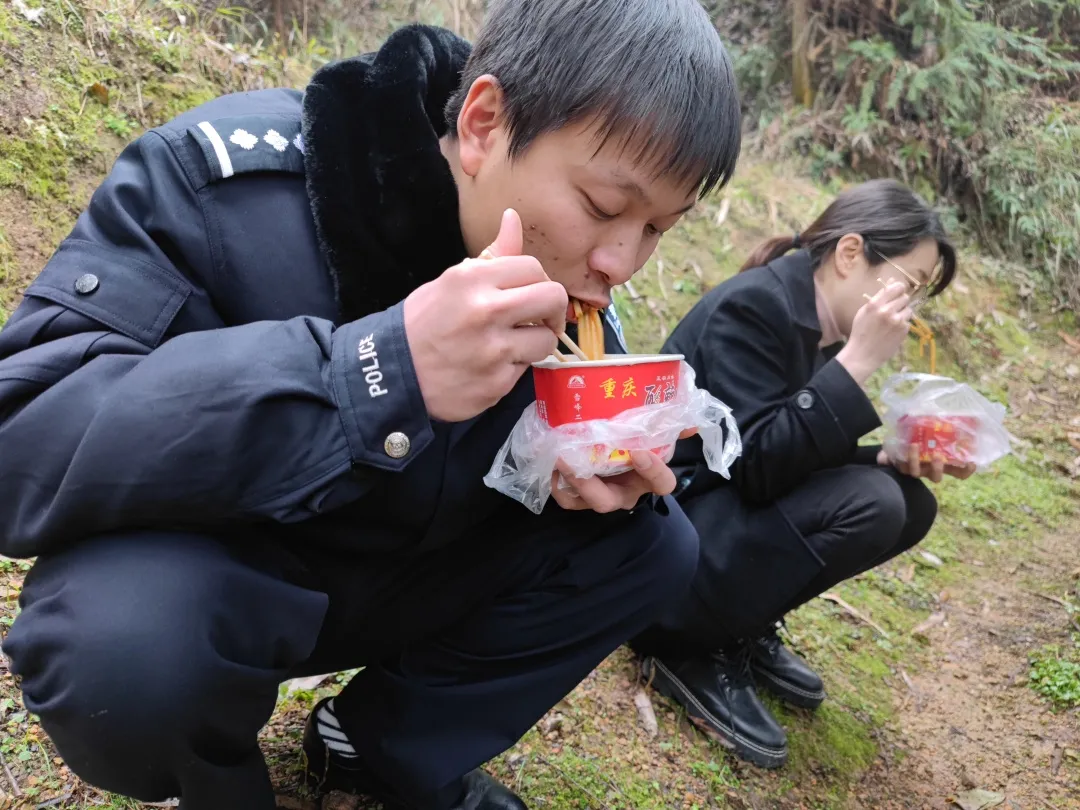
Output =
[
  {"x1": 895, "y1": 413, "x2": 981, "y2": 465},
  {"x1": 531, "y1": 354, "x2": 684, "y2": 474}
]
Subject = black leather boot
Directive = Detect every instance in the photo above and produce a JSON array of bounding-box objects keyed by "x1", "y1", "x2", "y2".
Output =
[
  {"x1": 641, "y1": 648, "x2": 787, "y2": 769},
  {"x1": 749, "y1": 625, "x2": 826, "y2": 710},
  {"x1": 302, "y1": 698, "x2": 528, "y2": 809}
]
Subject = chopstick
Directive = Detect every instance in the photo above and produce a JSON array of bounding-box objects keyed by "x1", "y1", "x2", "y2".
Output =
[
  {"x1": 558, "y1": 331, "x2": 590, "y2": 361},
  {"x1": 478, "y1": 248, "x2": 587, "y2": 362}
]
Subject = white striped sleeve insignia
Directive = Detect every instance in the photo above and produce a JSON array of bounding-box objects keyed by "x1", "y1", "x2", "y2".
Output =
[{"x1": 186, "y1": 114, "x2": 305, "y2": 182}]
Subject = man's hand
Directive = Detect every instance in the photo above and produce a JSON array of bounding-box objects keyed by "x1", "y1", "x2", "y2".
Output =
[
  {"x1": 550, "y1": 429, "x2": 697, "y2": 513},
  {"x1": 878, "y1": 445, "x2": 976, "y2": 484},
  {"x1": 404, "y1": 208, "x2": 567, "y2": 422}
]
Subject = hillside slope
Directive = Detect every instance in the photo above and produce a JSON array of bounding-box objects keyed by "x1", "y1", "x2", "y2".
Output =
[{"x1": 0, "y1": 2, "x2": 1078, "y2": 809}]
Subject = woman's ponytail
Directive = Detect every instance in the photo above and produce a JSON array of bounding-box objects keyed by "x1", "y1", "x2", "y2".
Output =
[{"x1": 738, "y1": 234, "x2": 801, "y2": 273}]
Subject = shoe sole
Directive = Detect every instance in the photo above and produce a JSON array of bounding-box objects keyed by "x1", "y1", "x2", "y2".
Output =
[
  {"x1": 751, "y1": 665, "x2": 826, "y2": 710},
  {"x1": 642, "y1": 657, "x2": 788, "y2": 769}
]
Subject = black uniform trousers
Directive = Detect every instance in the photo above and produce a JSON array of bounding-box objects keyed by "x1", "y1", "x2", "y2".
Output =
[
  {"x1": 633, "y1": 465, "x2": 938, "y2": 657},
  {"x1": 3, "y1": 498, "x2": 698, "y2": 810}
]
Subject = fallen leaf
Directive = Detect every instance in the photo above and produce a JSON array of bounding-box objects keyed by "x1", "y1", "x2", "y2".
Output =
[
  {"x1": 1059, "y1": 330, "x2": 1080, "y2": 352},
  {"x1": 633, "y1": 688, "x2": 659, "y2": 740},
  {"x1": 950, "y1": 789, "x2": 1005, "y2": 810},
  {"x1": 321, "y1": 791, "x2": 359, "y2": 810},
  {"x1": 899, "y1": 563, "x2": 916, "y2": 583},
  {"x1": 920, "y1": 551, "x2": 944, "y2": 567},
  {"x1": 539, "y1": 712, "x2": 563, "y2": 735},
  {"x1": 87, "y1": 82, "x2": 109, "y2": 105},
  {"x1": 911, "y1": 611, "x2": 946, "y2": 638}
]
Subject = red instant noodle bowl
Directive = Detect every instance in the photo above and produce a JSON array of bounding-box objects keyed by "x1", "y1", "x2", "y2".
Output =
[
  {"x1": 484, "y1": 356, "x2": 743, "y2": 514},
  {"x1": 532, "y1": 354, "x2": 683, "y2": 474}
]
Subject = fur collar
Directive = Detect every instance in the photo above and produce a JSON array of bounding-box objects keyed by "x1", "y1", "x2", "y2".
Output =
[{"x1": 301, "y1": 24, "x2": 471, "y2": 323}]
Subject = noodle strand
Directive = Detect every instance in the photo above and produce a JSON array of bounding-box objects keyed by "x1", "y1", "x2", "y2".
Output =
[{"x1": 575, "y1": 303, "x2": 605, "y2": 361}]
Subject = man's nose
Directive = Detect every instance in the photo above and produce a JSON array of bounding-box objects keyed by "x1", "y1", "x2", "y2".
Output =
[{"x1": 588, "y1": 234, "x2": 642, "y2": 287}]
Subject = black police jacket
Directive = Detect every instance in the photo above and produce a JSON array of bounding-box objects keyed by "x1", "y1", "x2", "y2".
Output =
[
  {"x1": 665, "y1": 250, "x2": 884, "y2": 507},
  {"x1": 0, "y1": 25, "x2": 630, "y2": 558}
]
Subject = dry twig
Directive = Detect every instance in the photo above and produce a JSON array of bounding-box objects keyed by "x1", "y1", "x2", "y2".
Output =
[
  {"x1": 0, "y1": 748, "x2": 20, "y2": 797},
  {"x1": 820, "y1": 592, "x2": 890, "y2": 638}
]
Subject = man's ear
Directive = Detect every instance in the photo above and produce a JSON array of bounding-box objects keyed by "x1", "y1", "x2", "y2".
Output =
[
  {"x1": 455, "y1": 74, "x2": 506, "y2": 178},
  {"x1": 833, "y1": 233, "x2": 866, "y2": 280}
]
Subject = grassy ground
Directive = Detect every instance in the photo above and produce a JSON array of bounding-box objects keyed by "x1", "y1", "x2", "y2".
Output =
[{"x1": 0, "y1": 2, "x2": 1078, "y2": 808}]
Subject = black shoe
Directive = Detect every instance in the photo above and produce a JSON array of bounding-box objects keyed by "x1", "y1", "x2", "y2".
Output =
[
  {"x1": 453, "y1": 771, "x2": 528, "y2": 810},
  {"x1": 302, "y1": 697, "x2": 528, "y2": 809},
  {"x1": 749, "y1": 626, "x2": 825, "y2": 710},
  {"x1": 641, "y1": 649, "x2": 787, "y2": 769}
]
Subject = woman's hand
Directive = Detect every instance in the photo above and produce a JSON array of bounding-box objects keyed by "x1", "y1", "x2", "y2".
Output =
[
  {"x1": 836, "y1": 281, "x2": 913, "y2": 386},
  {"x1": 550, "y1": 428, "x2": 697, "y2": 513},
  {"x1": 878, "y1": 445, "x2": 976, "y2": 484}
]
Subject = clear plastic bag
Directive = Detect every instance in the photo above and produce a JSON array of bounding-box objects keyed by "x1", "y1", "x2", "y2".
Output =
[
  {"x1": 880, "y1": 372, "x2": 1011, "y2": 470},
  {"x1": 484, "y1": 361, "x2": 743, "y2": 514}
]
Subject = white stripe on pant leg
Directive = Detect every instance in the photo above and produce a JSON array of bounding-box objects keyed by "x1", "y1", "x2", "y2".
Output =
[
  {"x1": 317, "y1": 703, "x2": 341, "y2": 729},
  {"x1": 323, "y1": 739, "x2": 359, "y2": 758},
  {"x1": 316, "y1": 698, "x2": 358, "y2": 757},
  {"x1": 317, "y1": 722, "x2": 350, "y2": 742},
  {"x1": 197, "y1": 121, "x2": 234, "y2": 178}
]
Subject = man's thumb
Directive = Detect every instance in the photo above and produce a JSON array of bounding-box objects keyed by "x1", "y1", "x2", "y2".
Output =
[{"x1": 482, "y1": 208, "x2": 524, "y2": 259}]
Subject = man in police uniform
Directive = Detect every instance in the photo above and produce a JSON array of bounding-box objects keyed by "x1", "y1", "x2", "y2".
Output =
[{"x1": 0, "y1": 2, "x2": 741, "y2": 808}]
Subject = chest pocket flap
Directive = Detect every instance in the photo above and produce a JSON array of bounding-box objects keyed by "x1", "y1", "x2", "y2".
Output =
[{"x1": 25, "y1": 240, "x2": 192, "y2": 348}]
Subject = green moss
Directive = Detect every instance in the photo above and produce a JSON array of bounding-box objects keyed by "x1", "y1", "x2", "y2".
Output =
[
  {"x1": 786, "y1": 703, "x2": 877, "y2": 776},
  {"x1": 0, "y1": 127, "x2": 76, "y2": 204}
]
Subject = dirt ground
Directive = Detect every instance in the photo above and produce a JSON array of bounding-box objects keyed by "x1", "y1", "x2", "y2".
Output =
[{"x1": 856, "y1": 530, "x2": 1080, "y2": 810}]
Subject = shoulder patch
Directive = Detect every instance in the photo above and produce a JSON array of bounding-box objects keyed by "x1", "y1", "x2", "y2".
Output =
[
  {"x1": 186, "y1": 114, "x2": 305, "y2": 182},
  {"x1": 604, "y1": 303, "x2": 631, "y2": 354}
]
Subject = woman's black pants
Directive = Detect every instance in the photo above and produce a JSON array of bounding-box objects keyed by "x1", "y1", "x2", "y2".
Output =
[{"x1": 633, "y1": 464, "x2": 939, "y2": 657}]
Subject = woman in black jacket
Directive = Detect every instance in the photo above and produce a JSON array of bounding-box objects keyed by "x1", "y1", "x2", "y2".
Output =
[{"x1": 632, "y1": 179, "x2": 975, "y2": 769}]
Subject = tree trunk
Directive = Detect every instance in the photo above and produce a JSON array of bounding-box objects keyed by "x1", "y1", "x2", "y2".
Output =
[{"x1": 792, "y1": 0, "x2": 814, "y2": 107}]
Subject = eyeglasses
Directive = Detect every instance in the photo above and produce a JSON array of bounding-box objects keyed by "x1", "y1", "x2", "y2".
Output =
[{"x1": 871, "y1": 248, "x2": 935, "y2": 310}]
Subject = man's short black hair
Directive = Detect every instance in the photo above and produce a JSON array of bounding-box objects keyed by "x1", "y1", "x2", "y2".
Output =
[{"x1": 445, "y1": 0, "x2": 742, "y2": 198}]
